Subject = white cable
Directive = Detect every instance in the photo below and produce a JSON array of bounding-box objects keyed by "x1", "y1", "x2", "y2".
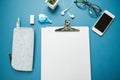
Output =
[
  {"x1": 61, "y1": 0, "x2": 75, "y2": 19},
  {"x1": 16, "y1": 17, "x2": 20, "y2": 28},
  {"x1": 67, "y1": 12, "x2": 75, "y2": 19},
  {"x1": 61, "y1": 0, "x2": 73, "y2": 15},
  {"x1": 61, "y1": 0, "x2": 66, "y2": 8},
  {"x1": 62, "y1": 0, "x2": 74, "y2": 9}
]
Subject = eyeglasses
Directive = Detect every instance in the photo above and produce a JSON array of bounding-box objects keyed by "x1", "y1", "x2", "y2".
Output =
[{"x1": 74, "y1": 0, "x2": 102, "y2": 18}]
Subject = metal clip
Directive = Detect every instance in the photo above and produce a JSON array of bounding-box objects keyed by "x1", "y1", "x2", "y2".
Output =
[{"x1": 55, "y1": 20, "x2": 79, "y2": 32}]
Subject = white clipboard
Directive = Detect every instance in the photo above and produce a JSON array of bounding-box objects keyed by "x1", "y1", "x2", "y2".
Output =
[{"x1": 41, "y1": 20, "x2": 91, "y2": 80}]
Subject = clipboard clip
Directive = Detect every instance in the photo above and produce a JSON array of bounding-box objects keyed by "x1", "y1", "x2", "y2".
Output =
[{"x1": 55, "y1": 20, "x2": 79, "y2": 32}]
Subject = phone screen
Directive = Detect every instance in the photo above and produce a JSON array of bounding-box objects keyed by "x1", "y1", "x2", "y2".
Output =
[{"x1": 95, "y1": 13, "x2": 113, "y2": 32}]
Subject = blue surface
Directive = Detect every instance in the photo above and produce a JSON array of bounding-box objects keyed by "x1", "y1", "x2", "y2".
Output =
[{"x1": 0, "y1": 0, "x2": 120, "y2": 80}]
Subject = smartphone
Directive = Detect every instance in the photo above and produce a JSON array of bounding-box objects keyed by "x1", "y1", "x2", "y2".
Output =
[{"x1": 92, "y1": 10, "x2": 115, "y2": 36}]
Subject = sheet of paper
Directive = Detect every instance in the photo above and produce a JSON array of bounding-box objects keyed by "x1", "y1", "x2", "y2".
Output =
[{"x1": 41, "y1": 27, "x2": 91, "y2": 80}]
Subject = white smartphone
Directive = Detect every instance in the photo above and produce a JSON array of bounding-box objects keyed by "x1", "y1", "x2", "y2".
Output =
[{"x1": 92, "y1": 10, "x2": 115, "y2": 36}]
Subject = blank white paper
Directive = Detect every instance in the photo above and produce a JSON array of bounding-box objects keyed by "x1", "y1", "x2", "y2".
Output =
[{"x1": 41, "y1": 27, "x2": 91, "y2": 80}]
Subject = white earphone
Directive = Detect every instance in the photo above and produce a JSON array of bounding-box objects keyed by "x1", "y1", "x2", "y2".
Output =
[
  {"x1": 61, "y1": 0, "x2": 75, "y2": 19},
  {"x1": 61, "y1": 9, "x2": 75, "y2": 19},
  {"x1": 67, "y1": 12, "x2": 75, "y2": 19},
  {"x1": 61, "y1": 9, "x2": 68, "y2": 16}
]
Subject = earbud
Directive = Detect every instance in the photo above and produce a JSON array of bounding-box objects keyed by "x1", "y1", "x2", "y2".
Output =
[
  {"x1": 61, "y1": 0, "x2": 75, "y2": 19},
  {"x1": 61, "y1": 8, "x2": 75, "y2": 19},
  {"x1": 61, "y1": 9, "x2": 68, "y2": 16},
  {"x1": 67, "y1": 12, "x2": 75, "y2": 19}
]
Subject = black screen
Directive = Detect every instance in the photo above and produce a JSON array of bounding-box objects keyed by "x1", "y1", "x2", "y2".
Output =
[{"x1": 95, "y1": 13, "x2": 113, "y2": 32}]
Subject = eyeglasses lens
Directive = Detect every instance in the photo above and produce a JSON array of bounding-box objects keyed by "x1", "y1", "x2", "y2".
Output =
[
  {"x1": 89, "y1": 5, "x2": 101, "y2": 17},
  {"x1": 75, "y1": 0, "x2": 87, "y2": 9}
]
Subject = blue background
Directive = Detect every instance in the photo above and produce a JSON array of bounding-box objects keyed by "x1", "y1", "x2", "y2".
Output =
[{"x1": 0, "y1": 0, "x2": 120, "y2": 80}]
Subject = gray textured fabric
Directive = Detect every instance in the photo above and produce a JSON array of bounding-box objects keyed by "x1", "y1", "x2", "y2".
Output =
[{"x1": 11, "y1": 27, "x2": 34, "y2": 71}]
